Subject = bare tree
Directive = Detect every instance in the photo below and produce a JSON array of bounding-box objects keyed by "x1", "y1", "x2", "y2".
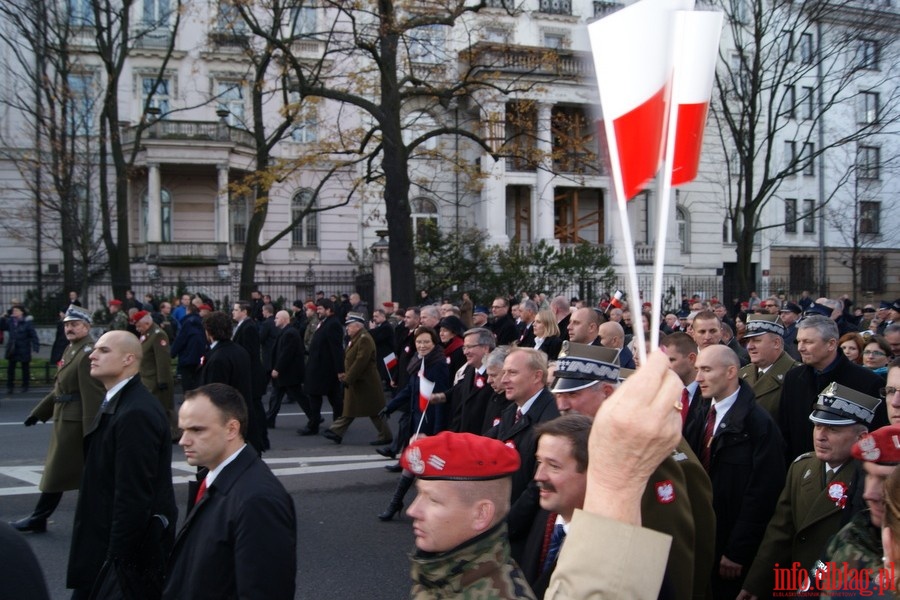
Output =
[{"x1": 709, "y1": 0, "x2": 900, "y2": 298}]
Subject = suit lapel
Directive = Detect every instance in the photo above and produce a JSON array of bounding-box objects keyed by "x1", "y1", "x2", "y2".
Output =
[{"x1": 800, "y1": 461, "x2": 856, "y2": 530}]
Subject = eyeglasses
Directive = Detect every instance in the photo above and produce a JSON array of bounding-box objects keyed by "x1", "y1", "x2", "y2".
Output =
[
  {"x1": 863, "y1": 350, "x2": 886, "y2": 357},
  {"x1": 881, "y1": 387, "x2": 899, "y2": 397},
  {"x1": 462, "y1": 344, "x2": 484, "y2": 351},
  {"x1": 765, "y1": 304, "x2": 778, "y2": 308}
]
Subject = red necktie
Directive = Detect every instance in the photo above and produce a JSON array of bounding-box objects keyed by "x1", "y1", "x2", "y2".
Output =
[
  {"x1": 700, "y1": 405, "x2": 717, "y2": 472},
  {"x1": 514, "y1": 408, "x2": 523, "y2": 424},
  {"x1": 194, "y1": 477, "x2": 208, "y2": 505},
  {"x1": 680, "y1": 388, "x2": 690, "y2": 425}
]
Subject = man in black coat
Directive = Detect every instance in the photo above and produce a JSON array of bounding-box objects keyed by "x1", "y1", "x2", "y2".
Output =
[
  {"x1": 434, "y1": 327, "x2": 496, "y2": 435},
  {"x1": 488, "y1": 297, "x2": 520, "y2": 346},
  {"x1": 778, "y1": 315, "x2": 887, "y2": 463},
  {"x1": 170, "y1": 304, "x2": 207, "y2": 393},
  {"x1": 231, "y1": 302, "x2": 270, "y2": 452},
  {"x1": 268, "y1": 311, "x2": 305, "y2": 428},
  {"x1": 369, "y1": 308, "x2": 395, "y2": 388},
  {"x1": 67, "y1": 331, "x2": 177, "y2": 599},
  {"x1": 300, "y1": 298, "x2": 344, "y2": 435},
  {"x1": 694, "y1": 345, "x2": 785, "y2": 600},
  {"x1": 199, "y1": 312, "x2": 264, "y2": 455},
  {"x1": 258, "y1": 303, "x2": 279, "y2": 393},
  {"x1": 485, "y1": 347, "x2": 560, "y2": 565},
  {"x1": 164, "y1": 383, "x2": 296, "y2": 600}
]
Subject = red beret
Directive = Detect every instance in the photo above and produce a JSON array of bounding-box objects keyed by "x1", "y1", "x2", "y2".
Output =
[
  {"x1": 109, "y1": 299, "x2": 123, "y2": 306},
  {"x1": 383, "y1": 301, "x2": 394, "y2": 308},
  {"x1": 198, "y1": 304, "x2": 213, "y2": 311},
  {"x1": 401, "y1": 432, "x2": 520, "y2": 480},
  {"x1": 132, "y1": 310, "x2": 150, "y2": 322},
  {"x1": 852, "y1": 425, "x2": 900, "y2": 465},
  {"x1": 305, "y1": 302, "x2": 316, "y2": 310}
]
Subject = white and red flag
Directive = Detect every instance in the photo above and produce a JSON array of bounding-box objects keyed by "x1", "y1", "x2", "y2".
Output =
[
  {"x1": 587, "y1": 0, "x2": 694, "y2": 201},
  {"x1": 383, "y1": 352, "x2": 397, "y2": 384},
  {"x1": 669, "y1": 10, "x2": 724, "y2": 186}
]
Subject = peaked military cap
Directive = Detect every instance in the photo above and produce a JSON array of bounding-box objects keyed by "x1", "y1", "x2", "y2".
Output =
[
  {"x1": 551, "y1": 342, "x2": 620, "y2": 393},
  {"x1": 779, "y1": 302, "x2": 802, "y2": 315},
  {"x1": 808, "y1": 382, "x2": 882, "y2": 427},
  {"x1": 804, "y1": 303, "x2": 833, "y2": 318},
  {"x1": 63, "y1": 304, "x2": 92, "y2": 325},
  {"x1": 345, "y1": 312, "x2": 366, "y2": 326},
  {"x1": 743, "y1": 314, "x2": 785, "y2": 339}
]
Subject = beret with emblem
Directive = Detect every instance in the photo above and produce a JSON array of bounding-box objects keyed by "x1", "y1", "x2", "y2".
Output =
[
  {"x1": 305, "y1": 301, "x2": 316, "y2": 311},
  {"x1": 852, "y1": 425, "x2": 900, "y2": 465},
  {"x1": 63, "y1": 304, "x2": 92, "y2": 325},
  {"x1": 808, "y1": 382, "x2": 882, "y2": 427},
  {"x1": 551, "y1": 342, "x2": 620, "y2": 393},
  {"x1": 742, "y1": 314, "x2": 785, "y2": 339},
  {"x1": 132, "y1": 310, "x2": 150, "y2": 323},
  {"x1": 109, "y1": 299, "x2": 122, "y2": 306},
  {"x1": 345, "y1": 312, "x2": 366, "y2": 326},
  {"x1": 400, "y1": 431, "x2": 520, "y2": 480}
]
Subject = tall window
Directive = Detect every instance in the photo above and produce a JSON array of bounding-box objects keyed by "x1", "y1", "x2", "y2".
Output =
[
  {"x1": 143, "y1": 0, "x2": 171, "y2": 26},
  {"x1": 802, "y1": 199, "x2": 815, "y2": 233},
  {"x1": 861, "y1": 257, "x2": 885, "y2": 294},
  {"x1": 783, "y1": 85, "x2": 796, "y2": 119},
  {"x1": 68, "y1": 0, "x2": 94, "y2": 26},
  {"x1": 408, "y1": 25, "x2": 445, "y2": 64},
  {"x1": 801, "y1": 86, "x2": 814, "y2": 120},
  {"x1": 789, "y1": 256, "x2": 815, "y2": 293},
  {"x1": 217, "y1": 82, "x2": 244, "y2": 126},
  {"x1": 860, "y1": 201, "x2": 880, "y2": 235},
  {"x1": 784, "y1": 140, "x2": 797, "y2": 169},
  {"x1": 783, "y1": 30, "x2": 795, "y2": 61},
  {"x1": 142, "y1": 188, "x2": 173, "y2": 242},
  {"x1": 288, "y1": 6, "x2": 316, "y2": 36},
  {"x1": 676, "y1": 205, "x2": 690, "y2": 254},
  {"x1": 230, "y1": 195, "x2": 248, "y2": 244},
  {"x1": 784, "y1": 198, "x2": 797, "y2": 233},
  {"x1": 857, "y1": 146, "x2": 880, "y2": 180},
  {"x1": 67, "y1": 74, "x2": 94, "y2": 135},
  {"x1": 291, "y1": 189, "x2": 318, "y2": 248},
  {"x1": 856, "y1": 39, "x2": 879, "y2": 70},
  {"x1": 858, "y1": 91, "x2": 880, "y2": 124},
  {"x1": 410, "y1": 197, "x2": 438, "y2": 243},
  {"x1": 801, "y1": 143, "x2": 815, "y2": 176},
  {"x1": 799, "y1": 33, "x2": 814, "y2": 64},
  {"x1": 142, "y1": 77, "x2": 170, "y2": 115}
]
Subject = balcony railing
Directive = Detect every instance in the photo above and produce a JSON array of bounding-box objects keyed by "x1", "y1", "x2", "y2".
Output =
[
  {"x1": 120, "y1": 119, "x2": 255, "y2": 148},
  {"x1": 133, "y1": 24, "x2": 173, "y2": 49},
  {"x1": 539, "y1": 0, "x2": 572, "y2": 15},
  {"x1": 593, "y1": 1, "x2": 623, "y2": 17},
  {"x1": 146, "y1": 242, "x2": 229, "y2": 265},
  {"x1": 464, "y1": 43, "x2": 594, "y2": 78}
]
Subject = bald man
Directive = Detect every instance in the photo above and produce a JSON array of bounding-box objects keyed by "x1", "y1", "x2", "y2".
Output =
[
  {"x1": 598, "y1": 321, "x2": 635, "y2": 369},
  {"x1": 67, "y1": 331, "x2": 177, "y2": 598},
  {"x1": 692, "y1": 345, "x2": 785, "y2": 599},
  {"x1": 567, "y1": 307, "x2": 603, "y2": 345}
]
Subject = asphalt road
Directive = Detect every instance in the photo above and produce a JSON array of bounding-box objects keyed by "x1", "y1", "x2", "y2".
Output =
[{"x1": 1, "y1": 387, "x2": 415, "y2": 599}]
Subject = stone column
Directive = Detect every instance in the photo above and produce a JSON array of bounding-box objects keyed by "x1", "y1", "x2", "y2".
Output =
[
  {"x1": 215, "y1": 164, "x2": 230, "y2": 244},
  {"x1": 147, "y1": 163, "x2": 162, "y2": 242},
  {"x1": 480, "y1": 104, "x2": 509, "y2": 246},
  {"x1": 534, "y1": 103, "x2": 556, "y2": 245},
  {"x1": 371, "y1": 232, "x2": 391, "y2": 306}
]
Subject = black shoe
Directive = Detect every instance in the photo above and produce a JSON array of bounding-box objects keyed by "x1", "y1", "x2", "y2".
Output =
[
  {"x1": 10, "y1": 517, "x2": 47, "y2": 533},
  {"x1": 384, "y1": 463, "x2": 402, "y2": 473},
  {"x1": 322, "y1": 429, "x2": 342, "y2": 444},
  {"x1": 297, "y1": 426, "x2": 319, "y2": 436},
  {"x1": 369, "y1": 438, "x2": 393, "y2": 446},
  {"x1": 376, "y1": 447, "x2": 396, "y2": 459}
]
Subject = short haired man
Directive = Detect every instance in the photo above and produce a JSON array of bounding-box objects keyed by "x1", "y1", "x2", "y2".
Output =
[
  {"x1": 431, "y1": 327, "x2": 497, "y2": 435},
  {"x1": 301, "y1": 298, "x2": 345, "y2": 436},
  {"x1": 489, "y1": 297, "x2": 519, "y2": 345},
  {"x1": 267, "y1": 310, "x2": 305, "y2": 428},
  {"x1": 660, "y1": 332, "x2": 705, "y2": 437},
  {"x1": 567, "y1": 307, "x2": 602, "y2": 345},
  {"x1": 231, "y1": 302, "x2": 269, "y2": 451},
  {"x1": 598, "y1": 321, "x2": 636, "y2": 369},
  {"x1": 135, "y1": 310, "x2": 178, "y2": 441},
  {"x1": 170, "y1": 303, "x2": 206, "y2": 393},
  {"x1": 778, "y1": 315, "x2": 887, "y2": 463},
  {"x1": 521, "y1": 414, "x2": 591, "y2": 598},
  {"x1": 163, "y1": 384, "x2": 296, "y2": 599},
  {"x1": 518, "y1": 299, "x2": 539, "y2": 347},
  {"x1": 816, "y1": 424, "x2": 900, "y2": 599},
  {"x1": 419, "y1": 304, "x2": 441, "y2": 330},
  {"x1": 739, "y1": 314, "x2": 800, "y2": 421},
  {"x1": 12, "y1": 306, "x2": 106, "y2": 533},
  {"x1": 778, "y1": 301, "x2": 803, "y2": 360},
  {"x1": 885, "y1": 323, "x2": 900, "y2": 359},
  {"x1": 67, "y1": 331, "x2": 177, "y2": 598},
  {"x1": 486, "y1": 348, "x2": 560, "y2": 563},
  {"x1": 886, "y1": 359, "x2": 900, "y2": 426},
  {"x1": 739, "y1": 384, "x2": 881, "y2": 599},
  {"x1": 693, "y1": 310, "x2": 750, "y2": 366},
  {"x1": 551, "y1": 342, "x2": 714, "y2": 600},
  {"x1": 693, "y1": 345, "x2": 785, "y2": 599},
  {"x1": 550, "y1": 296, "x2": 572, "y2": 342},
  {"x1": 402, "y1": 432, "x2": 536, "y2": 599},
  {"x1": 107, "y1": 299, "x2": 128, "y2": 331}
]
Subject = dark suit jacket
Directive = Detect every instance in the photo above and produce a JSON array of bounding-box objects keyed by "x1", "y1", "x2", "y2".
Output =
[
  {"x1": 447, "y1": 365, "x2": 495, "y2": 434},
  {"x1": 272, "y1": 326, "x2": 304, "y2": 388},
  {"x1": 490, "y1": 313, "x2": 519, "y2": 346},
  {"x1": 518, "y1": 323, "x2": 536, "y2": 348},
  {"x1": 163, "y1": 447, "x2": 296, "y2": 600},
  {"x1": 304, "y1": 314, "x2": 344, "y2": 396},
  {"x1": 233, "y1": 319, "x2": 266, "y2": 400},
  {"x1": 522, "y1": 509, "x2": 556, "y2": 599},
  {"x1": 486, "y1": 388, "x2": 560, "y2": 559},
  {"x1": 258, "y1": 316, "x2": 279, "y2": 372},
  {"x1": 557, "y1": 314, "x2": 571, "y2": 342},
  {"x1": 200, "y1": 341, "x2": 266, "y2": 453},
  {"x1": 778, "y1": 352, "x2": 886, "y2": 463},
  {"x1": 706, "y1": 380, "x2": 785, "y2": 567},
  {"x1": 535, "y1": 335, "x2": 563, "y2": 361},
  {"x1": 67, "y1": 375, "x2": 177, "y2": 590}
]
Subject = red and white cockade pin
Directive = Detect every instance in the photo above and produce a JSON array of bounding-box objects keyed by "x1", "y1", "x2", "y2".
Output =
[
  {"x1": 655, "y1": 480, "x2": 675, "y2": 504},
  {"x1": 827, "y1": 481, "x2": 848, "y2": 509}
]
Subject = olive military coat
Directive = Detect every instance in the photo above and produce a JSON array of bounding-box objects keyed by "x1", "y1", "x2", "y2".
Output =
[
  {"x1": 342, "y1": 327, "x2": 386, "y2": 418},
  {"x1": 739, "y1": 351, "x2": 800, "y2": 422}
]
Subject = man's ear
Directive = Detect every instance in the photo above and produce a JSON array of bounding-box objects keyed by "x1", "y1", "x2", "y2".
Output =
[{"x1": 472, "y1": 499, "x2": 497, "y2": 532}]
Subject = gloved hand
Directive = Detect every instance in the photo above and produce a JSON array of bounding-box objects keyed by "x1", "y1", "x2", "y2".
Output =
[
  {"x1": 378, "y1": 407, "x2": 390, "y2": 420},
  {"x1": 24, "y1": 416, "x2": 39, "y2": 426}
]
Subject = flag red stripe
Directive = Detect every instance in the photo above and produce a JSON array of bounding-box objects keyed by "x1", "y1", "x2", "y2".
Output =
[
  {"x1": 610, "y1": 85, "x2": 669, "y2": 200},
  {"x1": 671, "y1": 101, "x2": 709, "y2": 185},
  {"x1": 419, "y1": 392, "x2": 428, "y2": 414}
]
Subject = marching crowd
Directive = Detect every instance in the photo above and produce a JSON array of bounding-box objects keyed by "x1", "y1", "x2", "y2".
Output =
[{"x1": 4, "y1": 286, "x2": 900, "y2": 599}]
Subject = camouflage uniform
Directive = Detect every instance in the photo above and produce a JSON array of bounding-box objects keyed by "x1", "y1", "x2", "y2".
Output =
[
  {"x1": 107, "y1": 310, "x2": 128, "y2": 331},
  {"x1": 816, "y1": 510, "x2": 883, "y2": 599},
  {"x1": 409, "y1": 523, "x2": 536, "y2": 599}
]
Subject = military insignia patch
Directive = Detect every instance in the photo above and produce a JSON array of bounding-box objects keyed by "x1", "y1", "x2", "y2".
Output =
[
  {"x1": 857, "y1": 435, "x2": 881, "y2": 462},
  {"x1": 406, "y1": 446, "x2": 425, "y2": 475},
  {"x1": 655, "y1": 480, "x2": 675, "y2": 503}
]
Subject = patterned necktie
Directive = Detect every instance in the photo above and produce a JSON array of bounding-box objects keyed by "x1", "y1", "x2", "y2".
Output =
[
  {"x1": 680, "y1": 388, "x2": 690, "y2": 425},
  {"x1": 542, "y1": 524, "x2": 567, "y2": 574},
  {"x1": 194, "y1": 477, "x2": 208, "y2": 506},
  {"x1": 514, "y1": 408, "x2": 523, "y2": 424},
  {"x1": 700, "y1": 404, "x2": 717, "y2": 472}
]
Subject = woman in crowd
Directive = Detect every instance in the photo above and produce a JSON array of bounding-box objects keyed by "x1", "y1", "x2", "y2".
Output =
[
  {"x1": 531, "y1": 309, "x2": 562, "y2": 360},
  {"x1": 377, "y1": 327, "x2": 450, "y2": 521},
  {"x1": 862, "y1": 335, "x2": 892, "y2": 379},
  {"x1": 438, "y1": 316, "x2": 466, "y2": 381},
  {"x1": 839, "y1": 332, "x2": 866, "y2": 365}
]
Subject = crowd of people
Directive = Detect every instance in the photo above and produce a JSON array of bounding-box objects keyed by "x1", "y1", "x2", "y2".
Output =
[{"x1": 4, "y1": 284, "x2": 900, "y2": 598}]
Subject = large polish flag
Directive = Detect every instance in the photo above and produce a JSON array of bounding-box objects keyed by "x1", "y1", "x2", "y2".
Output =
[
  {"x1": 587, "y1": 0, "x2": 694, "y2": 200},
  {"x1": 670, "y1": 11, "x2": 723, "y2": 186}
]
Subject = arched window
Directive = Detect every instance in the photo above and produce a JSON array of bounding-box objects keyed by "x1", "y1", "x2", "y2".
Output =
[
  {"x1": 292, "y1": 189, "x2": 318, "y2": 248},
  {"x1": 410, "y1": 197, "x2": 439, "y2": 242},
  {"x1": 141, "y1": 188, "x2": 172, "y2": 242},
  {"x1": 676, "y1": 205, "x2": 690, "y2": 254}
]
